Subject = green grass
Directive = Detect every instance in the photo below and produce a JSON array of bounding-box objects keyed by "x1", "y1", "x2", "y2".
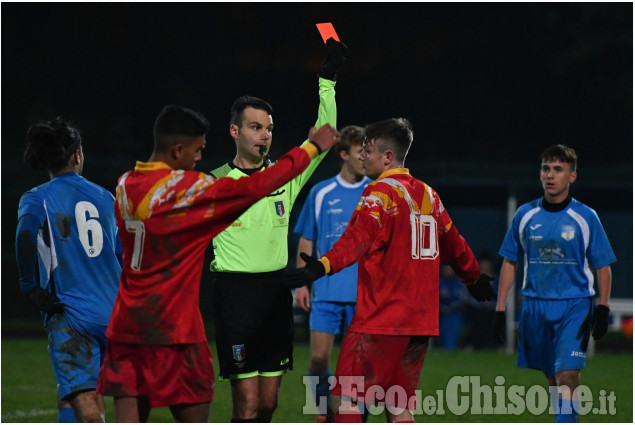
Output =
[{"x1": 1, "y1": 338, "x2": 632, "y2": 422}]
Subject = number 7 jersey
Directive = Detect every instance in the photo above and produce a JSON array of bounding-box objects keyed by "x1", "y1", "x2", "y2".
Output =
[
  {"x1": 109, "y1": 146, "x2": 316, "y2": 345},
  {"x1": 322, "y1": 169, "x2": 480, "y2": 336}
]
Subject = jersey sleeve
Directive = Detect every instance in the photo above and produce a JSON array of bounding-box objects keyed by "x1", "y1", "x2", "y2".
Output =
[
  {"x1": 498, "y1": 209, "x2": 522, "y2": 262},
  {"x1": 288, "y1": 77, "x2": 337, "y2": 202},
  {"x1": 294, "y1": 185, "x2": 318, "y2": 241},
  {"x1": 586, "y1": 209, "x2": 617, "y2": 268},
  {"x1": 439, "y1": 221, "x2": 480, "y2": 285},
  {"x1": 17, "y1": 190, "x2": 47, "y2": 226},
  {"x1": 15, "y1": 213, "x2": 42, "y2": 293}
]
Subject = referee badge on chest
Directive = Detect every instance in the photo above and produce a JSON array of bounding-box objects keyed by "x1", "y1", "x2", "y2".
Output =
[
  {"x1": 561, "y1": 225, "x2": 575, "y2": 241},
  {"x1": 275, "y1": 201, "x2": 285, "y2": 217},
  {"x1": 232, "y1": 344, "x2": 246, "y2": 361}
]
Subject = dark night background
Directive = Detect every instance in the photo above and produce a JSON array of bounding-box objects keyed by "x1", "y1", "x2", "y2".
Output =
[{"x1": 2, "y1": 3, "x2": 633, "y2": 321}]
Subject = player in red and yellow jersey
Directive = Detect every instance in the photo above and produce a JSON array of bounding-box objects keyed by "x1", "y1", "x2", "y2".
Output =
[
  {"x1": 283, "y1": 118, "x2": 495, "y2": 422},
  {"x1": 97, "y1": 105, "x2": 340, "y2": 422}
]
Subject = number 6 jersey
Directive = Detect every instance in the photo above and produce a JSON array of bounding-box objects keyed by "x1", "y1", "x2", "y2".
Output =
[
  {"x1": 17, "y1": 172, "x2": 122, "y2": 326},
  {"x1": 321, "y1": 169, "x2": 480, "y2": 336}
]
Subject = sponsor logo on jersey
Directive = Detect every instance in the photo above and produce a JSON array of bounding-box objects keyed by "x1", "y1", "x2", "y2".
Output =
[
  {"x1": 232, "y1": 344, "x2": 246, "y2": 362},
  {"x1": 539, "y1": 247, "x2": 566, "y2": 259},
  {"x1": 530, "y1": 224, "x2": 542, "y2": 230},
  {"x1": 275, "y1": 201, "x2": 285, "y2": 217},
  {"x1": 561, "y1": 225, "x2": 575, "y2": 241},
  {"x1": 328, "y1": 199, "x2": 341, "y2": 206}
]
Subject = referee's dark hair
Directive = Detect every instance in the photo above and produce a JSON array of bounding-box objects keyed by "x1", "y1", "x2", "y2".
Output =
[
  {"x1": 153, "y1": 105, "x2": 209, "y2": 153},
  {"x1": 230, "y1": 96, "x2": 273, "y2": 127}
]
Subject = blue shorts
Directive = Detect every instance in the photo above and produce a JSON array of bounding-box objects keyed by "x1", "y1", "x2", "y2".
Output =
[
  {"x1": 309, "y1": 301, "x2": 356, "y2": 335},
  {"x1": 45, "y1": 312, "x2": 107, "y2": 399},
  {"x1": 517, "y1": 297, "x2": 592, "y2": 376}
]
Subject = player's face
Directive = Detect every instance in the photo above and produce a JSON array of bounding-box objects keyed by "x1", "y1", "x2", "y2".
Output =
[
  {"x1": 177, "y1": 136, "x2": 206, "y2": 170},
  {"x1": 540, "y1": 159, "x2": 577, "y2": 203},
  {"x1": 359, "y1": 139, "x2": 387, "y2": 179},
  {"x1": 344, "y1": 144, "x2": 364, "y2": 177},
  {"x1": 231, "y1": 107, "x2": 273, "y2": 165}
]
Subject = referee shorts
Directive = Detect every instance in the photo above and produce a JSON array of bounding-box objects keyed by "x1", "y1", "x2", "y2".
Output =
[{"x1": 212, "y1": 270, "x2": 294, "y2": 380}]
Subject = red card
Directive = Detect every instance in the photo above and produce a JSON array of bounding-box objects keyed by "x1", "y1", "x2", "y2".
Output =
[{"x1": 316, "y1": 22, "x2": 340, "y2": 43}]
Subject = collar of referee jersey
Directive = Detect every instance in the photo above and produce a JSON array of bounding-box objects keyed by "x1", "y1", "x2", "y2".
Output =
[
  {"x1": 375, "y1": 168, "x2": 410, "y2": 181},
  {"x1": 134, "y1": 161, "x2": 173, "y2": 171}
]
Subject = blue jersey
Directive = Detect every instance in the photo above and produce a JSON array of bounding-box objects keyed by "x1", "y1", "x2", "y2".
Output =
[
  {"x1": 17, "y1": 172, "x2": 122, "y2": 326},
  {"x1": 294, "y1": 174, "x2": 369, "y2": 302},
  {"x1": 499, "y1": 197, "x2": 616, "y2": 299}
]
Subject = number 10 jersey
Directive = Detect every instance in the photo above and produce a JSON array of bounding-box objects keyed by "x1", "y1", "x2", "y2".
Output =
[{"x1": 323, "y1": 169, "x2": 480, "y2": 336}]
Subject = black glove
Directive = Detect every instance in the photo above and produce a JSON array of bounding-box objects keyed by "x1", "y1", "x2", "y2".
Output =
[
  {"x1": 319, "y1": 38, "x2": 348, "y2": 81},
  {"x1": 25, "y1": 287, "x2": 64, "y2": 314},
  {"x1": 494, "y1": 311, "x2": 506, "y2": 343},
  {"x1": 281, "y1": 252, "x2": 326, "y2": 289},
  {"x1": 591, "y1": 304, "x2": 610, "y2": 340},
  {"x1": 467, "y1": 274, "x2": 497, "y2": 302}
]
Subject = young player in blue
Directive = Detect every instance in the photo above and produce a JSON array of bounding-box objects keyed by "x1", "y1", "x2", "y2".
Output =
[
  {"x1": 293, "y1": 125, "x2": 370, "y2": 422},
  {"x1": 494, "y1": 145, "x2": 616, "y2": 423},
  {"x1": 15, "y1": 117, "x2": 122, "y2": 422}
]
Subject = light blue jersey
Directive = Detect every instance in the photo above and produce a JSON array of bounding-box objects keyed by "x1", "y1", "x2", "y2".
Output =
[
  {"x1": 17, "y1": 172, "x2": 122, "y2": 326},
  {"x1": 294, "y1": 174, "x2": 369, "y2": 302},
  {"x1": 499, "y1": 197, "x2": 616, "y2": 299}
]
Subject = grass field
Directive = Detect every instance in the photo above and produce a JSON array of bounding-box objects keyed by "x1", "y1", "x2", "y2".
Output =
[{"x1": 1, "y1": 337, "x2": 632, "y2": 423}]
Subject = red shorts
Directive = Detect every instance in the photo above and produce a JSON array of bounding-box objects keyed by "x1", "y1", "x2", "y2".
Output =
[
  {"x1": 332, "y1": 331, "x2": 428, "y2": 409},
  {"x1": 97, "y1": 340, "x2": 215, "y2": 408}
]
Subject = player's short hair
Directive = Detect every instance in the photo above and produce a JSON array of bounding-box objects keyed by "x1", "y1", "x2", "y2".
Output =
[
  {"x1": 230, "y1": 96, "x2": 273, "y2": 127},
  {"x1": 335, "y1": 125, "x2": 363, "y2": 161},
  {"x1": 23, "y1": 116, "x2": 82, "y2": 172},
  {"x1": 540, "y1": 144, "x2": 577, "y2": 171},
  {"x1": 363, "y1": 118, "x2": 413, "y2": 163},
  {"x1": 153, "y1": 105, "x2": 209, "y2": 153}
]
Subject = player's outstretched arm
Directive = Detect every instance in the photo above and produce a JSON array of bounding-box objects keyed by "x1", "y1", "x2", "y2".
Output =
[{"x1": 205, "y1": 125, "x2": 340, "y2": 236}]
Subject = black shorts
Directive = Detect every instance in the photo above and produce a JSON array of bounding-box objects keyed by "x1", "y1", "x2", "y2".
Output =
[{"x1": 212, "y1": 270, "x2": 294, "y2": 379}]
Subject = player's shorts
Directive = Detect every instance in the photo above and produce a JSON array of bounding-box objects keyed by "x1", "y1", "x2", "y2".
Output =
[
  {"x1": 331, "y1": 331, "x2": 429, "y2": 409},
  {"x1": 212, "y1": 270, "x2": 294, "y2": 380},
  {"x1": 517, "y1": 296, "x2": 592, "y2": 376},
  {"x1": 45, "y1": 312, "x2": 107, "y2": 400},
  {"x1": 96, "y1": 340, "x2": 215, "y2": 408},
  {"x1": 309, "y1": 301, "x2": 356, "y2": 335}
]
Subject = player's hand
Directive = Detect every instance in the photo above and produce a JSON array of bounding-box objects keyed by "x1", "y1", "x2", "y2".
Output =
[
  {"x1": 494, "y1": 311, "x2": 506, "y2": 343},
  {"x1": 295, "y1": 286, "x2": 312, "y2": 312},
  {"x1": 591, "y1": 304, "x2": 610, "y2": 340},
  {"x1": 319, "y1": 37, "x2": 348, "y2": 81},
  {"x1": 467, "y1": 274, "x2": 496, "y2": 302},
  {"x1": 309, "y1": 124, "x2": 340, "y2": 153},
  {"x1": 281, "y1": 253, "x2": 326, "y2": 289},
  {"x1": 25, "y1": 287, "x2": 64, "y2": 315}
]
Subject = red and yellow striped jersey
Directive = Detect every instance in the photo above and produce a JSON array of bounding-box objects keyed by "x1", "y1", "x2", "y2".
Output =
[
  {"x1": 107, "y1": 146, "x2": 314, "y2": 344},
  {"x1": 323, "y1": 168, "x2": 480, "y2": 336}
]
